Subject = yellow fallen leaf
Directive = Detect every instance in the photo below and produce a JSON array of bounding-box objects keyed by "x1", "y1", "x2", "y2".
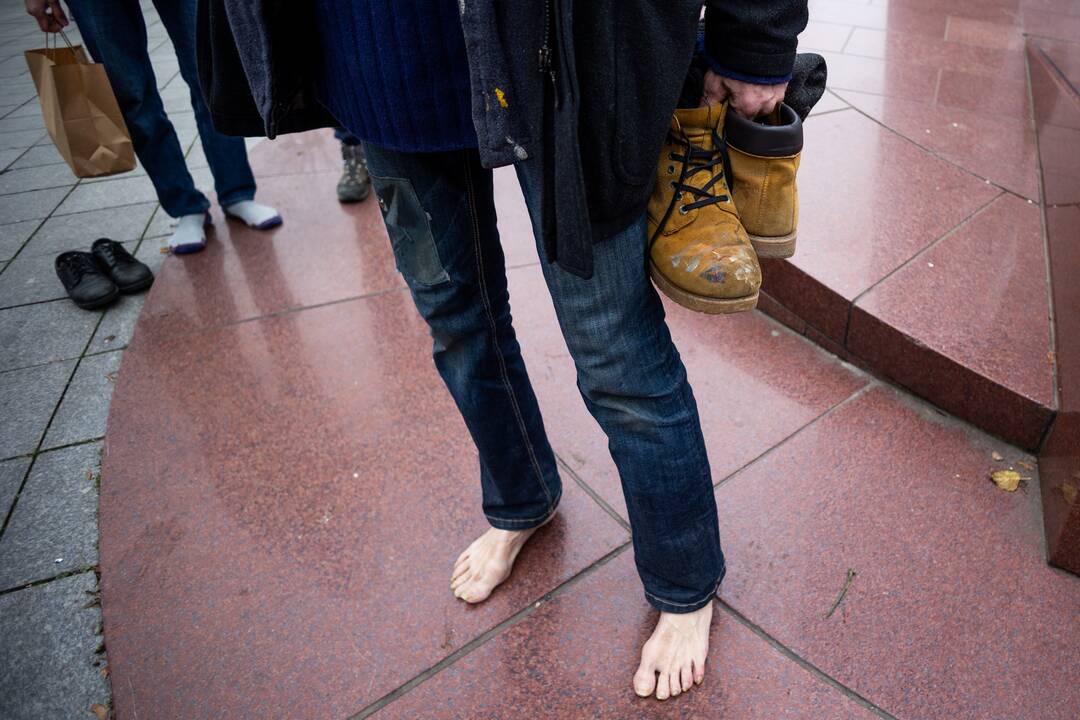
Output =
[
  {"x1": 992, "y1": 451, "x2": 1003, "y2": 462},
  {"x1": 992, "y1": 470, "x2": 1021, "y2": 492},
  {"x1": 1062, "y1": 483, "x2": 1078, "y2": 506},
  {"x1": 90, "y1": 703, "x2": 108, "y2": 720}
]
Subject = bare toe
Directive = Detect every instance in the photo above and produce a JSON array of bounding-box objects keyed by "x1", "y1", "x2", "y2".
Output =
[{"x1": 680, "y1": 663, "x2": 694, "y2": 693}]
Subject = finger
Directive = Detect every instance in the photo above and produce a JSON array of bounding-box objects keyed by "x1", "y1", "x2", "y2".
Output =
[{"x1": 46, "y1": 0, "x2": 68, "y2": 26}]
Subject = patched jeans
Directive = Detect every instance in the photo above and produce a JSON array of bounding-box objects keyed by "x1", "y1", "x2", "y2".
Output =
[{"x1": 363, "y1": 144, "x2": 725, "y2": 614}]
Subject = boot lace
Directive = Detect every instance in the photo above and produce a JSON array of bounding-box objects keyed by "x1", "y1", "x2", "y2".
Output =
[
  {"x1": 342, "y1": 146, "x2": 366, "y2": 183},
  {"x1": 668, "y1": 128, "x2": 733, "y2": 215}
]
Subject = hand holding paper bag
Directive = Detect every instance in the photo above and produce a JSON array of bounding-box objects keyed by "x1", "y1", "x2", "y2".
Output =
[{"x1": 24, "y1": 32, "x2": 136, "y2": 178}]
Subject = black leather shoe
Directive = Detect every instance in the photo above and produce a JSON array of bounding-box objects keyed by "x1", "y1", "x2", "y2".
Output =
[
  {"x1": 91, "y1": 238, "x2": 154, "y2": 293},
  {"x1": 55, "y1": 251, "x2": 119, "y2": 310}
]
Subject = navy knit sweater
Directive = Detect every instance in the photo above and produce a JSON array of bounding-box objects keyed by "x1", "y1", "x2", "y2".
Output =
[{"x1": 313, "y1": 0, "x2": 477, "y2": 152}]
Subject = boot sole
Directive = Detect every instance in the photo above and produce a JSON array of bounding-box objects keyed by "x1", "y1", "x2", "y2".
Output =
[
  {"x1": 649, "y1": 260, "x2": 758, "y2": 315},
  {"x1": 749, "y1": 230, "x2": 797, "y2": 259}
]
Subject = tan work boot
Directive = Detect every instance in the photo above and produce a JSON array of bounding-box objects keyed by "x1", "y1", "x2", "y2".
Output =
[
  {"x1": 647, "y1": 103, "x2": 760, "y2": 314},
  {"x1": 725, "y1": 103, "x2": 803, "y2": 259}
]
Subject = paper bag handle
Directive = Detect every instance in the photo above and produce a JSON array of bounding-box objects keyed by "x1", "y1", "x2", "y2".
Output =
[{"x1": 44, "y1": 29, "x2": 78, "y2": 57}]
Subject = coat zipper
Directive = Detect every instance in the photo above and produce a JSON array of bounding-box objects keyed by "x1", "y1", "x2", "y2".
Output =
[{"x1": 539, "y1": 0, "x2": 558, "y2": 107}]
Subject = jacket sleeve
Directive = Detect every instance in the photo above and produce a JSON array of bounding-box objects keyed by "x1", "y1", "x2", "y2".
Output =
[{"x1": 701, "y1": 0, "x2": 809, "y2": 83}]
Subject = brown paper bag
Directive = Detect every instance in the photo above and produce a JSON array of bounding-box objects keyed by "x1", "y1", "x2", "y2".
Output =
[{"x1": 25, "y1": 35, "x2": 136, "y2": 178}]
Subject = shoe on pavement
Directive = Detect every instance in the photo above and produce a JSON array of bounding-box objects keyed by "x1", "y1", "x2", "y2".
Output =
[
  {"x1": 646, "y1": 102, "x2": 760, "y2": 314},
  {"x1": 338, "y1": 142, "x2": 371, "y2": 203},
  {"x1": 91, "y1": 238, "x2": 154, "y2": 294},
  {"x1": 726, "y1": 102, "x2": 803, "y2": 259},
  {"x1": 55, "y1": 251, "x2": 119, "y2": 310}
]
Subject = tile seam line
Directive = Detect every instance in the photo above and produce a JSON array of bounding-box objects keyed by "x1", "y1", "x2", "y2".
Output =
[
  {"x1": 124, "y1": 285, "x2": 413, "y2": 346},
  {"x1": 0, "y1": 564, "x2": 98, "y2": 597},
  {"x1": 1034, "y1": 44, "x2": 1080, "y2": 101},
  {"x1": 2, "y1": 435, "x2": 104, "y2": 464},
  {"x1": 0, "y1": 308, "x2": 105, "y2": 539},
  {"x1": 1024, "y1": 43, "x2": 1061, "y2": 430},
  {"x1": 835, "y1": 98, "x2": 1040, "y2": 204},
  {"x1": 713, "y1": 381, "x2": 877, "y2": 492},
  {"x1": 553, "y1": 454, "x2": 631, "y2": 531},
  {"x1": 348, "y1": 542, "x2": 633, "y2": 719},
  {"x1": 0, "y1": 181, "x2": 79, "y2": 276},
  {"x1": 714, "y1": 598, "x2": 899, "y2": 720},
  {"x1": 847, "y1": 189, "x2": 1005, "y2": 309}
]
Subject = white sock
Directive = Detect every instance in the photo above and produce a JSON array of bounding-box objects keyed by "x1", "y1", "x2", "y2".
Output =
[
  {"x1": 224, "y1": 200, "x2": 282, "y2": 230},
  {"x1": 169, "y1": 213, "x2": 208, "y2": 254}
]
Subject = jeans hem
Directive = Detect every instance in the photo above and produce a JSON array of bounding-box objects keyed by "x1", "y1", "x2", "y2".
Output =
[
  {"x1": 218, "y1": 190, "x2": 257, "y2": 208},
  {"x1": 643, "y1": 571, "x2": 725, "y2": 615},
  {"x1": 485, "y1": 490, "x2": 562, "y2": 531}
]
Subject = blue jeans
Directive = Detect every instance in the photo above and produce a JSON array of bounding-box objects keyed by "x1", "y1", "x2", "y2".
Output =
[
  {"x1": 67, "y1": 0, "x2": 256, "y2": 217},
  {"x1": 363, "y1": 144, "x2": 725, "y2": 613}
]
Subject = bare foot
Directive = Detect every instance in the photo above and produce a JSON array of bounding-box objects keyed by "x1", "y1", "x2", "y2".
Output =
[
  {"x1": 450, "y1": 517, "x2": 551, "y2": 603},
  {"x1": 633, "y1": 602, "x2": 713, "y2": 700}
]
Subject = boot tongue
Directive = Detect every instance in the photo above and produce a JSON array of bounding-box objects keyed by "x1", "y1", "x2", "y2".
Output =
[{"x1": 672, "y1": 103, "x2": 726, "y2": 145}]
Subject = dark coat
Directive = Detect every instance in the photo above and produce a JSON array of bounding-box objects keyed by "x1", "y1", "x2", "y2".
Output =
[{"x1": 196, "y1": 0, "x2": 809, "y2": 278}]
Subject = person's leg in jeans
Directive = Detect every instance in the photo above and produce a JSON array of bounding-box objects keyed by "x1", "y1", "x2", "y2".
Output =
[
  {"x1": 65, "y1": 0, "x2": 208, "y2": 219},
  {"x1": 363, "y1": 143, "x2": 561, "y2": 603},
  {"x1": 334, "y1": 128, "x2": 370, "y2": 203},
  {"x1": 152, "y1": 0, "x2": 281, "y2": 230},
  {"x1": 516, "y1": 163, "x2": 723, "y2": 700}
]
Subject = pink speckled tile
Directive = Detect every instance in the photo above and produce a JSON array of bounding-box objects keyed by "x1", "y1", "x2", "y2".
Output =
[
  {"x1": 134, "y1": 170, "x2": 403, "y2": 342},
  {"x1": 835, "y1": 89, "x2": 1039, "y2": 199},
  {"x1": 1023, "y1": 7, "x2": 1080, "y2": 41},
  {"x1": 818, "y1": 51, "x2": 940, "y2": 102},
  {"x1": 807, "y1": 1, "x2": 950, "y2": 36},
  {"x1": 375, "y1": 552, "x2": 881, "y2": 720},
  {"x1": 945, "y1": 15, "x2": 1025, "y2": 49},
  {"x1": 99, "y1": 294, "x2": 628, "y2": 720},
  {"x1": 716, "y1": 384, "x2": 1080, "y2": 720},
  {"x1": 843, "y1": 27, "x2": 1027, "y2": 82},
  {"x1": 492, "y1": 166, "x2": 539, "y2": 269},
  {"x1": 505, "y1": 264, "x2": 868, "y2": 521},
  {"x1": 799, "y1": 21, "x2": 855, "y2": 53},
  {"x1": 1041, "y1": 204, "x2": 1080, "y2": 576},
  {"x1": 936, "y1": 67, "x2": 1032, "y2": 120},
  {"x1": 1037, "y1": 36, "x2": 1080, "y2": 86},
  {"x1": 762, "y1": 109, "x2": 1000, "y2": 342},
  {"x1": 248, "y1": 128, "x2": 345, "y2": 177},
  {"x1": 848, "y1": 193, "x2": 1053, "y2": 448}
]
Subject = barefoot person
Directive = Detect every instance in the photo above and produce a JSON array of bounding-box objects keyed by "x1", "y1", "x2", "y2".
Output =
[
  {"x1": 198, "y1": 0, "x2": 806, "y2": 700},
  {"x1": 25, "y1": 0, "x2": 281, "y2": 254}
]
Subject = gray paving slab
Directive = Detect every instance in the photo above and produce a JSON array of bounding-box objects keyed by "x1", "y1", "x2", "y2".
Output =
[
  {"x1": 8, "y1": 143, "x2": 63, "y2": 169},
  {"x1": 0, "y1": 54, "x2": 28, "y2": 78},
  {"x1": 0, "y1": 571, "x2": 109, "y2": 720},
  {"x1": 53, "y1": 176, "x2": 156, "y2": 216},
  {"x1": 0, "y1": 113, "x2": 43, "y2": 134},
  {"x1": 0, "y1": 442, "x2": 101, "y2": 588},
  {"x1": 85, "y1": 242, "x2": 166, "y2": 353},
  {"x1": 144, "y1": 205, "x2": 175, "y2": 237},
  {"x1": 3, "y1": 100, "x2": 43, "y2": 119},
  {"x1": 0, "y1": 147, "x2": 22, "y2": 170},
  {"x1": 0, "y1": 359, "x2": 74, "y2": 458},
  {"x1": 42, "y1": 351, "x2": 122, "y2": 449},
  {"x1": 0, "y1": 301, "x2": 97, "y2": 371},
  {"x1": 0, "y1": 128, "x2": 42, "y2": 152},
  {"x1": 82, "y1": 160, "x2": 148, "y2": 182},
  {"x1": 0, "y1": 163, "x2": 76, "y2": 194},
  {"x1": 0, "y1": 186, "x2": 67, "y2": 223},
  {"x1": 23, "y1": 203, "x2": 154, "y2": 257},
  {"x1": 0, "y1": 218, "x2": 38, "y2": 261},
  {"x1": 0, "y1": 456, "x2": 30, "y2": 523}
]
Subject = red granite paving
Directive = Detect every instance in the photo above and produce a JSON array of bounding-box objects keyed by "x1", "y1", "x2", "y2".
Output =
[
  {"x1": 374, "y1": 553, "x2": 882, "y2": 720},
  {"x1": 716, "y1": 385, "x2": 1080, "y2": 720},
  {"x1": 848, "y1": 193, "x2": 1053, "y2": 448},
  {"x1": 101, "y1": 293, "x2": 628, "y2": 719},
  {"x1": 97, "y1": 4, "x2": 1080, "y2": 717}
]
